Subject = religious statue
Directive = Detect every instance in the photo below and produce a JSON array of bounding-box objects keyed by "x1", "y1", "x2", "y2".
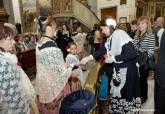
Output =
[{"x1": 62, "y1": 0, "x2": 72, "y2": 13}]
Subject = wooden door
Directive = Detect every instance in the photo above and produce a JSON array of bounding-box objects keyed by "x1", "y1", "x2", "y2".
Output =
[{"x1": 101, "y1": 7, "x2": 117, "y2": 20}]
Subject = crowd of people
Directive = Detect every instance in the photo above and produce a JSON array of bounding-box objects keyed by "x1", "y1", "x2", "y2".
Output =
[{"x1": 0, "y1": 15, "x2": 165, "y2": 114}]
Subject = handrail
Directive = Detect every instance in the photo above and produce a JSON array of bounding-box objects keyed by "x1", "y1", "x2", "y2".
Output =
[
  {"x1": 72, "y1": 0, "x2": 100, "y2": 29},
  {"x1": 76, "y1": 0, "x2": 100, "y2": 21},
  {"x1": 52, "y1": 0, "x2": 100, "y2": 29}
]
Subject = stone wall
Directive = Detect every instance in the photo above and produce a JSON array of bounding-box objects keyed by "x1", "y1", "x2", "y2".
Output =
[{"x1": 97, "y1": 0, "x2": 136, "y2": 23}]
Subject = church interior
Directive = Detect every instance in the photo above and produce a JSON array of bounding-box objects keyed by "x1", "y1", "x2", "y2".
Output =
[{"x1": 0, "y1": 0, "x2": 165, "y2": 114}]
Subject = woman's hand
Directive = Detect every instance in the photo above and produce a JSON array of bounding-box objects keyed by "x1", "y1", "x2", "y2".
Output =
[
  {"x1": 74, "y1": 62, "x2": 80, "y2": 66},
  {"x1": 104, "y1": 56, "x2": 114, "y2": 64},
  {"x1": 80, "y1": 55, "x2": 94, "y2": 65}
]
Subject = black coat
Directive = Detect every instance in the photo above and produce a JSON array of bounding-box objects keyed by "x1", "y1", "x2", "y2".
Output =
[{"x1": 155, "y1": 30, "x2": 165, "y2": 89}]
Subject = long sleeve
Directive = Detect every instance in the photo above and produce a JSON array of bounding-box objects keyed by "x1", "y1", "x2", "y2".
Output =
[
  {"x1": 0, "y1": 59, "x2": 29, "y2": 114},
  {"x1": 36, "y1": 46, "x2": 72, "y2": 103},
  {"x1": 155, "y1": 29, "x2": 165, "y2": 89},
  {"x1": 133, "y1": 34, "x2": 155, "y2": 57},
  {"x1": 157, "y1": 28, "x2": 164, "y2": 46},
  {"x1": 115, "y1": 42, "x2": 137, "y2": 62},
  {"x1": 133, "y1": 36, "x2": 139, "y2": 48},
  {"x1": 147, "y1": 34, "x2": 155, "y2": 57}
]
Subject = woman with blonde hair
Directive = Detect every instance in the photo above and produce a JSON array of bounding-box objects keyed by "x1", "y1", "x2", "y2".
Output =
[
  {"x1": 133, "y1": 16, "x2": 155, "y2": 103},
  {"x1": 93, "y1": 24, "x2": 101, "y2": 52}
]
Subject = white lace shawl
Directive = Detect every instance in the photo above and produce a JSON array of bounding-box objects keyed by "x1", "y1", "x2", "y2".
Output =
[
  {"x1": 16, "y1": 66, "x2": 36, "y2": 102},
  {"x1": 0, "y1": 52, "x2": 30, "y2": 114},
  {"x1": 36, "y1": 45, "x2": 72, "y2": 103},
  {"x1": 2, "y1": 52, "x2": 36, "y2": 102}
]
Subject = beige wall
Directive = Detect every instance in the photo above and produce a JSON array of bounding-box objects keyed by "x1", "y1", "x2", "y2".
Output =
[{"x1": 97, "y1": 0, "x2": 136, "y2": 23}]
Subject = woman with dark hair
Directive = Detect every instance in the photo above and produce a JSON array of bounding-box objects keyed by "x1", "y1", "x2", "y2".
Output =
[
  {"x1": 62, "y1": 24, "x2": 71, "y2": 40},
  {"x1": 81, "y1": 17, "x2": 141, "y2": 113},
  {"x1": 61, "y1": 24, "x2": 72, "y2": 58},
  {"x1": 0, "y1": 23, "x2": 37, "y2": 114},
  {"x1": 130, "y1": 20, "x2": 138, "y2": 38},
  {"x1": 93, "y1": 24, "x2": 101, "y2": 52}
]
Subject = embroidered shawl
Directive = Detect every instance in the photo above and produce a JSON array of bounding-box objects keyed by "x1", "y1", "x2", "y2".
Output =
[
  {"x1": 0, "y1": 52, "x2": 29, "y2": 114},
  {"x1": 36, "y1": 43, "x2": 72, "y2": 103}
]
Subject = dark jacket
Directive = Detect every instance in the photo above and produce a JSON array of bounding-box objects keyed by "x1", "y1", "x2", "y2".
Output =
[{"x1": 155, "y1": 30, "x2": 165, "y2": 89}]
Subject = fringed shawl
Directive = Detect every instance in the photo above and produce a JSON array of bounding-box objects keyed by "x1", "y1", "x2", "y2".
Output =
[{"x1": 36, "y1": 43, "x2": 72, "y2": 103}]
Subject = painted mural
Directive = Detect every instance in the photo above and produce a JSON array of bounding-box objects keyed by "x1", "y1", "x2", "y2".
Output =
[
  {"x1": 39, "y1": 0, "x2": 52, "y2": 16},
  {"x1": 20, "y1": 0, "x2": 37, "y2": 33}
]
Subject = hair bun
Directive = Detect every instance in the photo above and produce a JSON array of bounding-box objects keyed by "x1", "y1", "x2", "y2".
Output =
[{"x1": 38, "y1": 16, "x2": 47, "y2": 33}]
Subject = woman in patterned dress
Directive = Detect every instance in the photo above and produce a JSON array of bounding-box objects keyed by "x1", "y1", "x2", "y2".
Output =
[
  {"x1": 0, "y1": 23, "x2": 37, "y2": 114},
  {"x1": 36, "y1": 16, "x2": 81, "y2": 114}
]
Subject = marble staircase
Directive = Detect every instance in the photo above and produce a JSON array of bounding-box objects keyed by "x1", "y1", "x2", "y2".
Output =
[{"x1": 52, "y1": 0, "x2": 100, "y2": 29}]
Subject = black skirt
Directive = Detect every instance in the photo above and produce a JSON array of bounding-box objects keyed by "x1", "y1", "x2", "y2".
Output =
[{"x1": 109, "y1": 61, "x2": 141, "y2": 113}]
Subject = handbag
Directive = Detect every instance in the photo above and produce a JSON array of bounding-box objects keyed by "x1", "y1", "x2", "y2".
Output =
[
  {"x1": 137, "y1": 51, "x2": 148, "y2": 68},
  {"x1": 146, "y1": 54, "x2": 155, "y2": 70},
  {"x1": 135, "y1": 34, "x2": 155, "y2": 70},
  {"x1": 137, "y1": 51, "x2": 155, "y2": 70}
]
